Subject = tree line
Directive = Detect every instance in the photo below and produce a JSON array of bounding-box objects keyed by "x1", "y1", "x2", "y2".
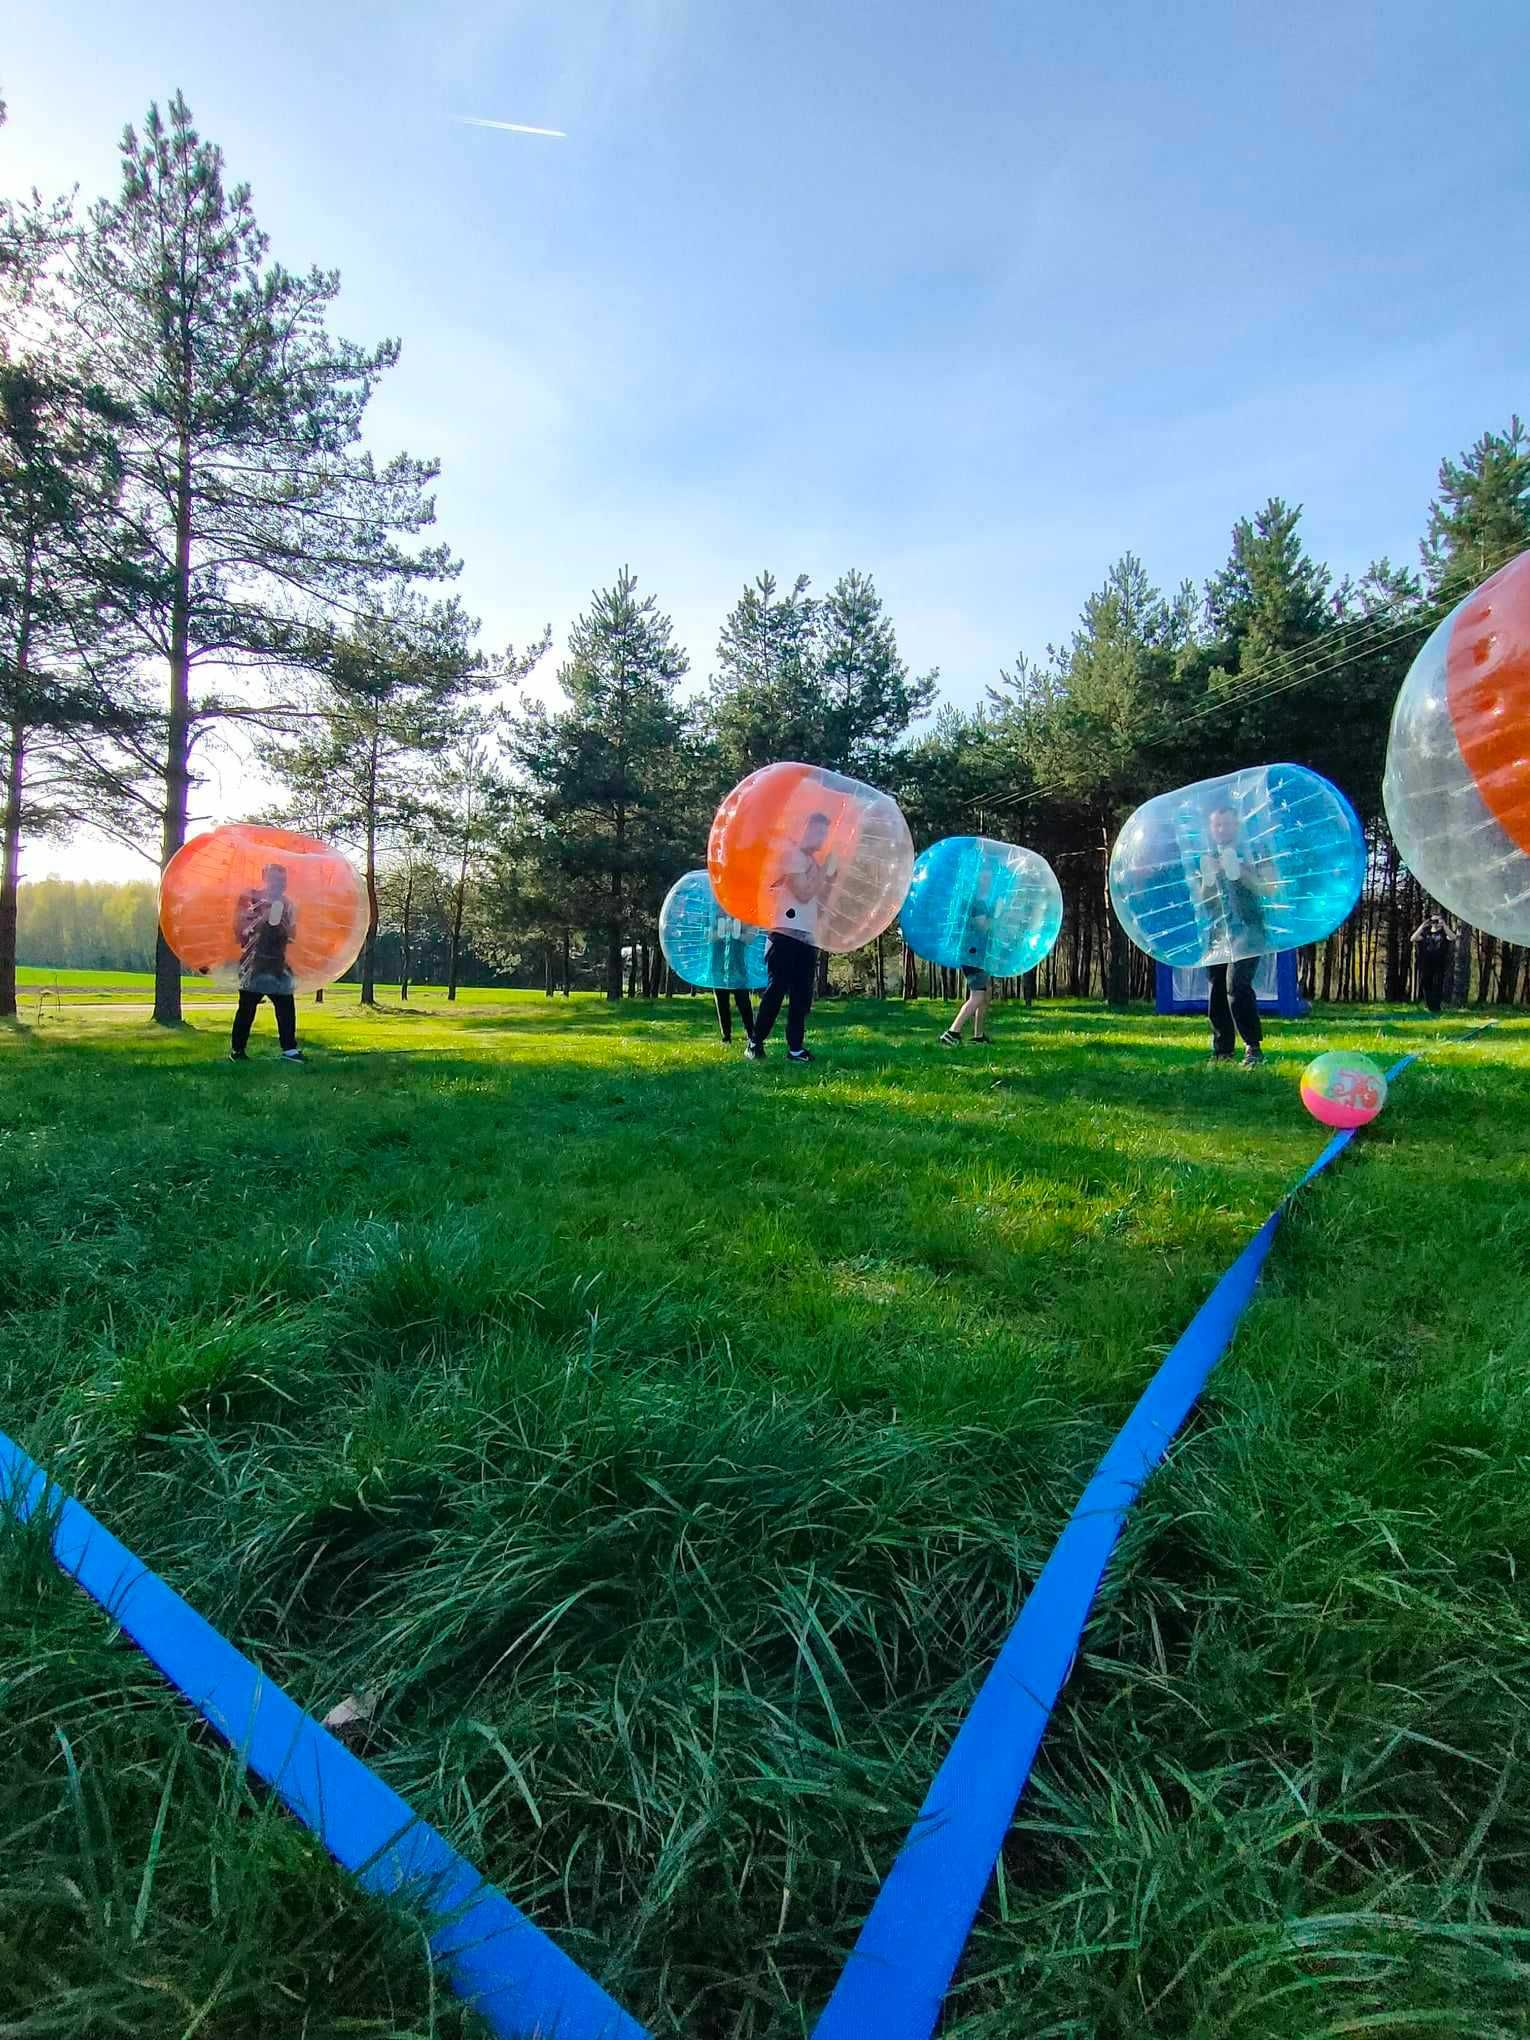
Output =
[{"x1": 4, "y1": 86, "x2": 1529, "y2": 1019}]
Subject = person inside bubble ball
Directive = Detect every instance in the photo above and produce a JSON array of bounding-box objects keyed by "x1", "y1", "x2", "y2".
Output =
[
  {"x1": 1193, "y1": 804, "x2": 1276, "y2": 1068},
  {"x1": 1411, "y1": 908, "x2": 1454, "y2": 1015},
  {"x1": 940, "y1": 871, "x2": 995, "y2": 1047},
  {"x1": 708, "y1": 915, "x2": 757, "y2": 1047},
  {"x1": 747, "y1": 810, "x2": 837, "y2": 1063},
  {"x1": 229, "y1": 862, "x2": 304, "y2": 1064}
]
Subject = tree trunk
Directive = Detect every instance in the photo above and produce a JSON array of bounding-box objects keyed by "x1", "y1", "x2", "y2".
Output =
[
  {"x1": 605, "y1": 786, "x2": 626, "y2": 999},
  {"x1": 360, "y1": 730, "x2": 380, "y2": 1006},
  {"x1": 545, "y1": 942, "x2": 554, "y2": 995},
  {"x1": 154, "y1": 428, "x2": 196, "y2": 1026},
  {"x1": 1382, "y1": 839, "x2": 1404, "y2": 1001},
  {"x1": 562, "y1": 927, "x2": 571, "y2": 996},
  {"x1": 1451, "y1": 926, "x2": 1472, "y2": 1006},
  {"x1": 399, "y1": 862, "x2": 414, "y2": 1001},
  {"x1": 902, "y1": 942, "x2": 917, "y2": 999},
  {"x1": 0, "y1": 714, "x2": 23, "y2": 1021},
  {"x1": 447, "y1": 830, "x2": 469, "y2": 1003},
  {"x1": 1498, "y1": 943, "x2": 1522, "y2": 1007},
  {"x1": 1476, "y1": 933, "x2": 1496, "y2": 1004}
]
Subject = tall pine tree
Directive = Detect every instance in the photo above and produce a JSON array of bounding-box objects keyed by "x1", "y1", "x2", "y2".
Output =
[
  {"x1": 511, "y1": 568, "x2": 689, "y2": 1000},
  {"x1": 1, "y1": 171, "x2": 142, "y2": 1019},
  {"x1": 816, "y1": 569, "x2": 937, "y2": 780},
  {"x1": 277, "y1": 593, "x2": 487, "y2": 1004},
  {"x1": 73, "y1": 93, "x2": 453, "y2": 1023},
  {"x1": 1423, "y1": 417, "x2": 1530, "y2": 602},
  {"x1": 708, "y1": 571, "x2": 823, "y2": 775}
]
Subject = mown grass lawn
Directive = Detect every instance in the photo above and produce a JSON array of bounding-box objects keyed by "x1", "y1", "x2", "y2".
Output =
[{"x1": 2, "y1": 991, "x2": 1526, "y2": 2038}]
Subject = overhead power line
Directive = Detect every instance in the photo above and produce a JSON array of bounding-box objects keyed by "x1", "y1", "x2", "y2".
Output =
[{"x1": 973, "y1": 538, "x2": 1525, "y2": 819}]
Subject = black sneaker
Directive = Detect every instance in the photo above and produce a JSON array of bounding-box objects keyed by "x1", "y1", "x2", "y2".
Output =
[
  {"x1": 228, "y1": 1049, "x2": 248, "y2": 1062},
  {"x1": 744, "y1": 1041, "x2": 764, "y2": 1060},
  {"x1": 939, "y1": 1029, "x2": 961, "y2": 1047},
  {"x1": 1241, "y1": 1048, "x2": 1265, "y2": 1069},
  {"x1": 787, "y1": 1047, "x2": 814, "y2": 1063},
  {"x1": 1209, "y1": 1050, "x2": 1235, "y2": 1064},
  {"x1": 281, "y1": 1049, "x2": 306, "y2": 1063},
  {"x1": 972, "y1": 1034, "x2": 992, "y2": 1045}
]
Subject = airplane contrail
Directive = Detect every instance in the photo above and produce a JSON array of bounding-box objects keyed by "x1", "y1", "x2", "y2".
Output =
[{"x1": 456, "y1": 115, "x2": 567, "y2": 139}]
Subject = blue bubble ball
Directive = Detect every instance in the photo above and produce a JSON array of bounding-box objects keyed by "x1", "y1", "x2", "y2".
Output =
[
  {"x1": 658, "y1": 871, "x2": 770, "y2": 990},
  {"x1": 1109, "y1": 764, "x2": 1365, "y2": 968},
  {"x1": 899, "y1": 835, "x2": 1064, "y2": 976}
]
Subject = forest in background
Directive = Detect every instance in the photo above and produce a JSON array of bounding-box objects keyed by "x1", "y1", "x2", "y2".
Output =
[{"x1": 5, "y1": 87, "x2": 1530, "y2": 1017}]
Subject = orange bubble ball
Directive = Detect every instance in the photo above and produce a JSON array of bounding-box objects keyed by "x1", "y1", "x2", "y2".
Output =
[
  {"x1": 159, "y1": 824, "x2": 369, "y2": 994},
  {"x1": 708, "y1": 762, "x2": 914, "y2": 954},
  {"x1": 1445, "y1": 546, "x2": 1530, "y2": 857}
]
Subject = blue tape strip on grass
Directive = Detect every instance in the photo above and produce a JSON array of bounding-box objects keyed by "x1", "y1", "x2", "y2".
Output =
[
  {"x1": 813, "y1": 1055, "x2": 1418, "y2": 2040},
  {"x1": 0, "y1": 1434, "x2": 651, "y2": 2040}
]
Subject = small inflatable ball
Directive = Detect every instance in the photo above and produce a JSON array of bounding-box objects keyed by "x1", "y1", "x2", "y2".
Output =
[
  {"x1": 1300, "y1": 1049, "x2": 1388, "y2": 1130},
  {"x1": 708, "y1": 762, "x2": 914, "y2": 954},
  {"x1": 1383, "y1": 548, "x2": 1530, "y2": 945},
  {"x1": 160, "y1": 824, "x2": 369, "y2": 994},
  {"x1": 900, "y1": 835, "x2": 1063, "y2": 976},
  {"x1": 1109, "y1": 764, "x2": 1365, "y2": 968},
  {"x1": 658, "y1": 871, "x2": 769, "y2": 990}
]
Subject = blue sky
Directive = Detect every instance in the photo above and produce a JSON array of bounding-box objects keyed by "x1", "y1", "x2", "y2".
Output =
[{"x1": 5, "y1": 0, "x2": 1528, "y2": 877}]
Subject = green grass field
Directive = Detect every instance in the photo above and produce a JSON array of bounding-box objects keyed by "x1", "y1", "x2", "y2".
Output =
[{"x1": 2, "y1": 989, "x2": 1527, "y2": 2038}]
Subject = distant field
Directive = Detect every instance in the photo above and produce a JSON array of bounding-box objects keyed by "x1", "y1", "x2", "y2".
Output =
[
  {"x1": 14, "y1": 967, "x2": 548, "y2": 1006},
  {"x1": 2, "y1": 996, "x2": 1526, "y2": 2038}
]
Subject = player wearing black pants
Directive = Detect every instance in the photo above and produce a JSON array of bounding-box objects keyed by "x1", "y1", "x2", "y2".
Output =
[
  {"x1": 229, "y1": 861, "x2": 305, "y2": 1063},
  {"x1": 748, "y1": 935, "x2": 817, "y2": 1059},
  {"x1": 232, "y1": 990, "x2": 298, "y2": 1054},
  {"x1": 713, "y1": 987, "x2": 756, "y2": 1044},
  {"x1": 1413, "y1": 912, "x2": 1452, "y2": 1015},
  {"x1": 1207, "y1": 957, "x2": 1262, "y2": 1060}
]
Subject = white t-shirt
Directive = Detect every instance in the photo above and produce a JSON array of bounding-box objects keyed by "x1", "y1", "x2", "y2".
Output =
[{"x1": 777, "y1": 849, "x2": 837, "y2": 939}]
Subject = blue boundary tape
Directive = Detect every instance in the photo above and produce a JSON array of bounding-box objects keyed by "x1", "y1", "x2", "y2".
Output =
[
  {"x1": 0, "y1": 1435, "x2": 651, "y2": 2040},
  {"x1": 811, "y1": 1053, "x2": 1419, "y2": 2040}
]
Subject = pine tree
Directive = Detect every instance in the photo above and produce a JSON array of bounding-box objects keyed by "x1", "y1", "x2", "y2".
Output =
[
  {"x1": 1026, "y1": 555, "x2": 1196, "y2": 1006},
  {"x1": 510, "y1": 568, "x2": 689, "y2": 1001},
  {"x1": 1205, "y1": 498, "x2": 1332, "y2": 664},
  {"x1": 73, "y1": 93, "x2": 453, "y2": 1023},
  {"x1": 1422, "y1": 417, "x2": 1530, "y2": 602},
  {"x1": 816, "y1": 569, "x2": 937, "y2": 780},
  {"x1": 277, "y1": 593, "x2": 486, "y2": 1004},
  {"x1": 430, "y1": 645, "x2": 547, "y2": 1003},
  {"x1": 708, "y1": 571, "x2": 823, "y2": 774},
  {"x1": 1, "y1": 178, "x2": 142, "y2": 1018}
]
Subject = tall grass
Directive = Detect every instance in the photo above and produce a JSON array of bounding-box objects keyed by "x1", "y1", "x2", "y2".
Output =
[{"x1": 2, "y1": 995, "x2": 1526, "y2": 2036}]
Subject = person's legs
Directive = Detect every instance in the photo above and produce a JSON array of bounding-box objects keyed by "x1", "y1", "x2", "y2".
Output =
[
  {"x1": 231, "y1": 991, "x2": 261, "y2": 1055},
  {"x1": 753, "y1": 940, "x2": 791, "y2": 1046},
  {"x1": 971, "y1": 986, "x2": 993, "y2": 1040},
  {"x1": 1206, "y1": 965, "x2": 1235, "y2": 1057},
  {"x1": 944, "y1": 991, "x2": 980, "y2": 1041},
  {"x1": 272, "y1": 994, "x2": 299, "y2": 1053},
  {"x1": 784, "y1": 941, "x2": 817, "y2": 1054},
  {"x1": 1421, "y1": 958, "x2": 1445, "y2": 1014},
  {"x1": 1229, "y1": 956, "x2": 1263, "y2": 1053},
  {"x1": 714, "y1": 987, "x2": 733, "y2": 1043},
  {"x1": 734, "y1": 990, "x2": 755, "y2": 1038}
]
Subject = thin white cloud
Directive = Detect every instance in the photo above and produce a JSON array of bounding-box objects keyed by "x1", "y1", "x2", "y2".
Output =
[{"x1": 455, "y1": 115, "x2": 566, "y2": 139}]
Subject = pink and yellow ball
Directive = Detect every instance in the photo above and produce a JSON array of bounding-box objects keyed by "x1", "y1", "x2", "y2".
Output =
[{"x1": 1300, "y1": 1050, "x2": 1388, "y2": 1130}]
